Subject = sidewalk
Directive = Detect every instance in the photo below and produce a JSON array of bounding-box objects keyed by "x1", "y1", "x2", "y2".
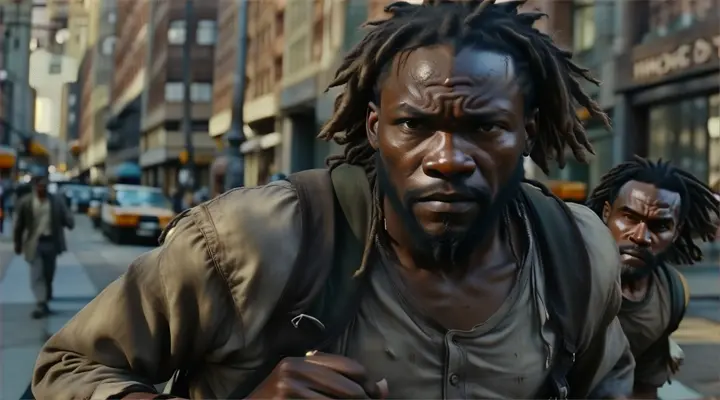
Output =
[{"x1": 0, "y1": 241, "x2": 97, "y2": 400}]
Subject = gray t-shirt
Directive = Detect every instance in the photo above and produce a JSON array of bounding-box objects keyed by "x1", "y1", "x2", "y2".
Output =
[
  {"x1": 618, "y1": 269, "x2": 672, "y2": 387},
  {"x1": 337, "y1": 213, "x2": 557, "y2": 398}
]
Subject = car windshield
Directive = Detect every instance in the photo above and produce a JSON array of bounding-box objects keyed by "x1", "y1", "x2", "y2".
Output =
[
  {"x1": 91, "y1": 187, "x2": 108, "y2": 199},
  {"x1": 63, "y1": 184, "x2": 92, "y2": 198},
  {"x1": 116, "y1": 189, "x2": 170, "y2": 208}
]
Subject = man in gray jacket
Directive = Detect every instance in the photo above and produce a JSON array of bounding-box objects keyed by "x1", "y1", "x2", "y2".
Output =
[
  {"x1": 32, "y1": 1, "x2": 634, "y2": 398},
  {"x1": 14, "y1": 175, "x2": 74, "y2": 318}
]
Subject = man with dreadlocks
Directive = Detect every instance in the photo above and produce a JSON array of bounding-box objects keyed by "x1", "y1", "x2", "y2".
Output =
[
  {"x1": 33, "y1": 1, "x2": 634, "y2": 399},
  {"x1": 587, "y1": 156, "x2": 720, "y2": 398}
]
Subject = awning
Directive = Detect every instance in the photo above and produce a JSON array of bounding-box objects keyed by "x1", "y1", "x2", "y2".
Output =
[
  {"x1": 0, "y1": 145, "x2": 17, "y2": 169},
  {"x1": 112, "y1": 162, "x2": 142, "y2": 178}
]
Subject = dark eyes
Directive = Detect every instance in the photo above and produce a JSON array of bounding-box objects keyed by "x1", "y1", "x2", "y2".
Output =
[{"x1": 622, "y1": 213, "x2": 673, "y2": 232}]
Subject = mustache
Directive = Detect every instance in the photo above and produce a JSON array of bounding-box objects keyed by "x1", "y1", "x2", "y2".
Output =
[
  {"x1": 404, "y1": 184, "x2": 491, "y2": 205},
  {"x1": 618, "y1": 245, "x2": 656, "y2": 264}
]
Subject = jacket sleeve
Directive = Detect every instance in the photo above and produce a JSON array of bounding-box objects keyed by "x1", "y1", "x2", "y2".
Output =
[
  {"x1": 13, "y1": 196, "x2": 28, "y2": 249},
  {"x1": 59, "y1": 195, "x2": 75, "y2": 229},
  {"x1": 32, "y1": 207, "x2": 239, "y2": 399},
  {"x1": 566, "y1": 203, "x2": 635, "y2": 398},
  {"x1": 32, "y1": 182, "x2": 302, "y2": 400}
]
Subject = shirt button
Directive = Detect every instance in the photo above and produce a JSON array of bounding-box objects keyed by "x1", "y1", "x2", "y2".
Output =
[{"x1": 449, "y1": 373, "x2": 460, "y2": 386}]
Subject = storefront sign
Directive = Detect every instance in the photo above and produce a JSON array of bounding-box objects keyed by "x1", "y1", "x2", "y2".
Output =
[{"x1": 633, "y1": 35, "x2": 720, "y2": 82}]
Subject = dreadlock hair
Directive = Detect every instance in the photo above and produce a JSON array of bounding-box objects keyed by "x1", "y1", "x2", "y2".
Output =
[
  {"x1": 587, "y1": 156, "x2": 720, "y2": 265},
  {"x1": 317, "y1": 0, "x2": 608, "y2": 275}
]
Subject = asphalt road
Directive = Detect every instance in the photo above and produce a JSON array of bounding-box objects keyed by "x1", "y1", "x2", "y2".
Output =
[
  {"x1": 0, "y1": 215, "x2": 718, "y2": 399},
  {"x1": 0, "y1": 215, "x2": 153, "y2": 400}
]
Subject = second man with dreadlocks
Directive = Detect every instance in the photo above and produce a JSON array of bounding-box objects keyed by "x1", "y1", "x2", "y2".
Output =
[
  {"x1": 588, "y1": 156, "x2": 720, "y2": 399},
  {"x1": 33, "y1": 1, "x2": 634, "y2": 399}
]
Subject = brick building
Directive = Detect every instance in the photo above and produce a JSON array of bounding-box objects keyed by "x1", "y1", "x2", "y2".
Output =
[
  {"x1": 209, "y1": 0, "x2": 285, "y2": 187},
  {"x1": 138, "y1": 0, "x2": 218, "y2": 193}
]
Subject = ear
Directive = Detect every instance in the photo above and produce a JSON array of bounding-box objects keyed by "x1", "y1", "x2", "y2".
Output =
[
  {"x1": 602, "y1": 201, "x2": 611, "y2": 224},
  {"x1": 366, "y1": 102, "x2": 380, "y2": 150},
  {"x1": 523, "y1": 108, "x2": 538, "y2": 156}
]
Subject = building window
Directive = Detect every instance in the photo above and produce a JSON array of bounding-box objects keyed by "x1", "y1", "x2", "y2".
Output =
[
  {"x1": 107, "y1": 12, "x2": 116, "y2": 24},
  {"x1": 168, "y1": 20, "x2": 186, "y2": 44},
  {"x1": 101, "y1": 36, "x2": 116, "y2": 55},
  {"x1": 164, "y1": 82, "x2": 184, "y2": 102},
  {"x1": 190, "y1": 82, "x2": 212, "y2": 102},
  {"x1": 572, "y1": 0, "x2": 596, "y2": 52},
  {"x1": 196, "y1": 19, "x2": 216, "y2": 45},
  {"x1": 68, "y1": 94, "x2": 76, "y2": 106},
  {"x1": 649, "y1": 95, "x2": 715, "y2": 183}
]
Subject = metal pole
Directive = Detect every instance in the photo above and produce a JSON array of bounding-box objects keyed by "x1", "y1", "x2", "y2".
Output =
[
  {"x1": 232, "y1": 0, "x2": 248, "y2": 131},
  {"x1": 181, "y1": 0, "x2": 195, "y2": 189},
  {"x1": 1, "y1": 20, "x2": 10, "y2": 146},
  {"x1": 223, "y1": 0, "x2": 248, "y2": 191}
]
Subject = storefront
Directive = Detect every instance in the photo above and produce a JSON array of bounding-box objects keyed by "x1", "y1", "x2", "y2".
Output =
[
  {"x1": 541, "y1": 108, "x2": 615, "y2": 190},
  {"x1": 241, "y1": 131, "x2": 282, "y2": 186},
  {"x1": 615, "y1": 18, "x2": 720, "y2": 185}
]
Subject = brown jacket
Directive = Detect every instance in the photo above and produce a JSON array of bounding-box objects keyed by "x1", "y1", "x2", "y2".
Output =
[{"x1": 32, "y1": 173, "x2": 633, "y2": 399}]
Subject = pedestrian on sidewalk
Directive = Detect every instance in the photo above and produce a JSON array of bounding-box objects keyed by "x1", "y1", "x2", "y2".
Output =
[
  {"x1": 0, "y1": 181, "x2": 5, "y2": 234},
  {"x1": 13, "y1": 175, "x2": 75, "y2": 319}
]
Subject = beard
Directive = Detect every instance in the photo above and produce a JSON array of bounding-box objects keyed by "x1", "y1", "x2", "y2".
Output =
[
  {"x1": 618, "y1": 244, "x2": 660, "y2": 281},
  {"x1": 376, "y1": 155, "x2": 524, "y2": 271}
]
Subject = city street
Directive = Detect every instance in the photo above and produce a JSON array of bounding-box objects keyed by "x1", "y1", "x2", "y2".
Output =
[
  {"x1": 0, "y1": 215, "x2": 153, "y2": 400},
  {"x1": 0, "y1": 215, "x2": 719, "y2": 399}
]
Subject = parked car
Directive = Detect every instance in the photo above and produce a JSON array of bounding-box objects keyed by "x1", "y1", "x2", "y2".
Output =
[
  {"x1": 61, "y1": 183, "x2": 93, "y2": 213},
  {"x1": 87, "y1": 186, "x2": 108, "y2": 229},
  {"x1": 100, "y1": 184, "x2": 175, "y2": 243}
]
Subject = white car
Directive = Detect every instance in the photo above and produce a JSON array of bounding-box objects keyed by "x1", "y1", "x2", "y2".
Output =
[{"x1": 100, "y1": 184, "x2": 175, "y2": 243}]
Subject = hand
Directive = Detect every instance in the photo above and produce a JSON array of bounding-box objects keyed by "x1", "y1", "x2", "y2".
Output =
[{"x1": 249, "y1": 352, "x2": 388, "y2": 399}]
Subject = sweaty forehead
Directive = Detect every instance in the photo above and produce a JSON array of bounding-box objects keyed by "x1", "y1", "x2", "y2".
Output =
[
  {"x1": 616, "y1": 180, "x2": 681, "y2": 211},
  {"x1": 387, "y1": 44, "x2": 518, "y2": 91}
]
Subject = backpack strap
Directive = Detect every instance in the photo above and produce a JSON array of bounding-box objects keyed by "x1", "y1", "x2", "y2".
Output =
[
  {"x1": 660, "y1": 264, "x2": 689, "y2": 337},
  {"x1": 520, "y1": 182, "x2": 592, "y2": 399},
  {"x1": 223, "y1": 166, "x2": 372, "y2": 399}
]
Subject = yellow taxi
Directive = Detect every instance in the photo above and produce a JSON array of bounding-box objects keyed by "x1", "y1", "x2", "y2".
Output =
[
  {"x1": 100, "y1": 184, "x2": 174, "y2": 243},
  {"x1": 546, "y1": 180, "x2": 587, "y2": 203}
]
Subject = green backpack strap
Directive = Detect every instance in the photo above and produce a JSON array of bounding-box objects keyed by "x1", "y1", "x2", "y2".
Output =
[{"x1": 520, "y1": 182, "x2": 592, "y2": 399}]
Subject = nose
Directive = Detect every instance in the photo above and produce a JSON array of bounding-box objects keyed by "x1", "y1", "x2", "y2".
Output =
[
  {"x1": 628, "y1": 222, "x2": 652, "y2": 247},
  {"x1": 422, "y1": 132, "x2": 476, "y2": 179}
]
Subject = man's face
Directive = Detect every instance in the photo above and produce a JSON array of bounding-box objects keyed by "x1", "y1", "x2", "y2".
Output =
[
  {"x1": 366, "y1": 44, "x2": 533, "y2": 266},
  {"x1": 602, "y1": 180, "x2": 681, "y2": 279},
  {"x1": 35, "y1": 179, "x2": 48, "y2": 197}
]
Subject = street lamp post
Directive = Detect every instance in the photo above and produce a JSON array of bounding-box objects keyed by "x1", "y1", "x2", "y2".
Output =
[
  {"x1": 180, "y1": 0, "x2": 195, "y2": 190},
  {"x1": 223, "y1": 0, "x2": 248, "y2": 191},
  {"x1": 1, "y1": 24, "x2": 12, "y2": 146}
]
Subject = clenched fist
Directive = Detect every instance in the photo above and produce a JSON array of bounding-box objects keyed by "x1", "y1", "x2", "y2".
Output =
[{"x1": 248, "y1": 352, "x2": 388, "y2": 399}]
